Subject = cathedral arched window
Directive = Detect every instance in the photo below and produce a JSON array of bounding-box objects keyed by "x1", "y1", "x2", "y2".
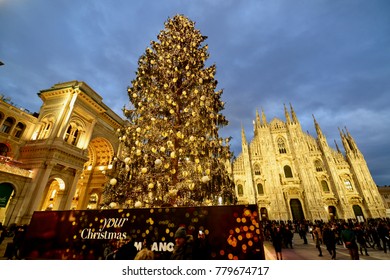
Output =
[
  {"x1": 344, "y1": 179, "x2": 353, "y2": 191},
  {"x1": 257, "y1": 183, "x2": 264, "y2": 195},
  {"x1": 314, "y1": 160, "x2": 324, "y2": 172},
  {"x1": 321, "y1": 180, "x2": 330, "y2": 192},
  {"x1": 277, "y1": 138, "x2": 287, "y2": 154},
  {"x1": 254, "y1": 164, "x2": 261, "y2": 175},
  {"x1": 284, "y1": 165, "x2": 293, "y2": 178},
  {"x1": 237, "y1": 184, "x2": 244, "y2": 197}
]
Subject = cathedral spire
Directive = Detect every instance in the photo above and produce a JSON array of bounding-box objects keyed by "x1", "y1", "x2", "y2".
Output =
[
  {"x1": 255, "y1": 109, "x2": 261, "y2": 126},
  {"x1": 334, "y1": 139, "x2": 341, "y2": 153},
  {"x1": 284, "y1": 104, "x2": 291, "y2": 124},
  {"x1": 312, "y1": 114, "x2": 324, "y2": 138},
  {"x1": 241, "y1": 123, "x2": 248, "y2": 146},
  {"x1": 344, "y1": 126, "x2": 361, "y2": 155},
  {"x1": 254, "y1": 109, "x2": 261, "y2": 135},
  {"x1": 290, "y1": 103, "x2": 299, "y2": 123},
  {"x1": 261, "y1": 108, "x2": 267, "y2": 126},
  {"x1": 339, "y1": 127, "x2": 351, "y2": 153}
]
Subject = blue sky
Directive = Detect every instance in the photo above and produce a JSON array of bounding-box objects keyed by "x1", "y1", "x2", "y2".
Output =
[{"x1": 0, "y1": 0, "x2": 389, "y2": 185}]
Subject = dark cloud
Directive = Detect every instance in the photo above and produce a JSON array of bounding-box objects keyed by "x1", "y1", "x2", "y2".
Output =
[{"x1": 1, "y1": 0, "x2": 389, "y2": 185}]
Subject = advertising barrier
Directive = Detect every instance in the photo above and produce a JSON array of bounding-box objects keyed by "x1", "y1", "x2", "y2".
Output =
[{"x1": 22, "y1": 204, "x2": 264, "y2": 260}]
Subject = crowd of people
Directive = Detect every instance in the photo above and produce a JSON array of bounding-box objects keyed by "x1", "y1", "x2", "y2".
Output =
[
  {"x1": 263, "y1": 218, "x2": 390, "y2": 260},
  {"x1": 0, "y1": 222, "x2": 28, "y2": 260},
  {"x1": 2, "y1": 218, "x2": 389, "y2": 260}
]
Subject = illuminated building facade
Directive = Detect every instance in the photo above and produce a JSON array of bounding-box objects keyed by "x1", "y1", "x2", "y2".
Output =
[
  {"x1": 231, "y1": 105, "x2": 386, "y2": 221},
  {"x1": 0, "y1": 81, "x2": 124, "y2": 225}
]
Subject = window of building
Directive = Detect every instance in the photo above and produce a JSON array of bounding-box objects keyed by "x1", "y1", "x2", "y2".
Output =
[
  {"x1": 1, "y1": 117, "x2": 15, "y2": 134},
  {"x1": 254, "y1": 164, "x2": 261, "y2": 175},
  {"x1": 314, "y1": 160, "x2": 323, "y2": 172},
  {"x1": 39, "y1": 122, "x2": 52, "y2": 139},
  {"x1": 0, "y1": 143, "x2": 9, "y2": 156},
  {"x1": 237, "y1": 184, "x2": 244, "y2": 197},
  {"x1": 257, "y1": 183, "x2": 264, "y2": 195},
  {"x1": 13, "y1": 122, "x2": 26, "y2": 138},
  {"x1": 321, "y1": 180, "x2": 330, "y2": 192},
  {"x1": 278, "y1": 138, "x2": 287, "y2": 154},
  {"x1": 284, "y1": 165, "x2": 293, "y2": 178},
  {"x1": 344, "y1": 179, "x2": 353, "y2": 191},
  {"x1": 64, "y1": 124, "x2": 81, "y2": 146}
]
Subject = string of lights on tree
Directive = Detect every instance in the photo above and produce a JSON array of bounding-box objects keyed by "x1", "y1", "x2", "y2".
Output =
[{"x1": 102, "y1": 14, "x2": 236, "y2": 208}]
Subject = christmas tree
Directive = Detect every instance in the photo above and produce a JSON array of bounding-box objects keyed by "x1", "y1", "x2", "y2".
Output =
[{"x1": 102, "y1": 14, "x2": 236, "y2": 208}]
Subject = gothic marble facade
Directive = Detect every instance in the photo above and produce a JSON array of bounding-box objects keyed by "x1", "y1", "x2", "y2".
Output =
[{"x1": 231, "y1": 105, "x2": 386, "y2": 221}]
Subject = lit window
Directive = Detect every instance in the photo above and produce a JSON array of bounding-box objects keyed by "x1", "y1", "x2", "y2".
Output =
[{"x1": 344, "y1": 179, "x2": 353, "y2": 191}]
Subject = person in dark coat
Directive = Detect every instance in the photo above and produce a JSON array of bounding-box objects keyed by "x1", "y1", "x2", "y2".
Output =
[
  {"x1": 322, "y1": 223, "x2": 337, "y2": 259},
  {"x1": 341, "y1": 223, "x2": 359, "y2": 260},
  {"x1": 355, "y1": 224, "x2": 369, "y2": 256},
  {"x1": 377, "y1": 221, "x2": 389, "y2": 253},
  {"x1": 170, "y1": 227, "x2": 193, "y2": 260},
  {"x1": 115, "y1": 238, "x2": 138, "y2": 260},
  {"x1": 271, "y1": 225, "x2": 283, "y2": 260}
]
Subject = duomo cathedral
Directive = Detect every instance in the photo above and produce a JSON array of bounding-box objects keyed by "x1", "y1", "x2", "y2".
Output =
[{"x1": 0, "y1": 81, "x2": 387, "y2": 226}]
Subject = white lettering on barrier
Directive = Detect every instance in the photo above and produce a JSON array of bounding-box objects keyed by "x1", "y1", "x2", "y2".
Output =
[
  {"x1": 100, "y1": 217, "x2": 129, "y2": 231},
  {"x1": 135, "y1": 241, "x2": 175, "y2": 252}
]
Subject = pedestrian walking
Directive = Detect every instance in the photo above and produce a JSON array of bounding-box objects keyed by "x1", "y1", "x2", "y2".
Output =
[
  {"x1": 271, "y1": 224, "x2": 284, "y2": 260},
  {"x1": 313, "y1": 224, "x2": 323, "y2": 257},
  {"x1": 323, "y1": 223, "x2": 336, "y2": 259},
  {"x1": 355, "y1": 224, "x2": 369, "y2": 256},
  {"x1": 341, "y1": 223, "x2": 359, "y2": 260}
]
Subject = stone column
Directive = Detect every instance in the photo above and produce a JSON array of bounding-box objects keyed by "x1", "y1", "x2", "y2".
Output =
[
  {"x1": 22, "y1": 162, "x2": 55, "y2": 221},
  {"x1": 61, "y1": 170, "x2": 81, "y2": 210}
]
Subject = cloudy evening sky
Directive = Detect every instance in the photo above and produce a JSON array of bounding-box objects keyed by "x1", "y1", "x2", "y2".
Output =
[{"x1": 0, "y1": 0, "x2": 389, "y2": 185}]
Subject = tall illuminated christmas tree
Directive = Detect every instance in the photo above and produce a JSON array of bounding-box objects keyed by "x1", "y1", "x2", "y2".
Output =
[{"x1": 102, "y1": 15, "x2": 236, "y2": 208}]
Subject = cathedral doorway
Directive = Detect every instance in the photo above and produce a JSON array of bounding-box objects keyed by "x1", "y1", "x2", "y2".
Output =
[
  {"x1": 352, "y1": 205, "x2": 365, "y2": 222},
  {"x1": 260, "y1": 207, "x2": 268, "y2": 221},
  {"x1": 290, "y1": 199, "x2": 305, "y2": 221},
  {"x1": 328, "y1": 206, "x2": 337, "y2": 220}
]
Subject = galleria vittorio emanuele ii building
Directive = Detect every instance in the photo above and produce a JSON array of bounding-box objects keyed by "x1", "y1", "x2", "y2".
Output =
[{"x1": 0, "y1": 81, "x2": 387, "y2": 226}]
